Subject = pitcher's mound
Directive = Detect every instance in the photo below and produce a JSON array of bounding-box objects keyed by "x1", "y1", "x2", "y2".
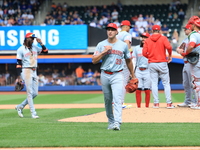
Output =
[{"x1": 59, "y1": 103, "x2": 200, "y2": 123}]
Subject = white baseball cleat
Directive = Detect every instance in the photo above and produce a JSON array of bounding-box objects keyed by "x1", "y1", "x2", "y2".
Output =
[
  {"x1": 153, "y1": 103, "x2": 159, "y2": 108},
  {"x1": 15, "y1": 105, "x2": 23, "y2": 118},
  {"x1": 190, "y1": 105, "x2": 200, "y2": 109},
  {"x1": 107, "y1": 123, "x2": 114, "y2": 130},
  {"x1": 113, "y1": 123, "x2": 120, "y2": 131},
  {"x1": 32, "y1": 115, "x2": 39, "y2": 119},
  {"x1": 177, "y1": 103, "x2": 190, "y2": 107},
  {"x1": 188, "y1": 103, "x2": 197, "y2": 108}
]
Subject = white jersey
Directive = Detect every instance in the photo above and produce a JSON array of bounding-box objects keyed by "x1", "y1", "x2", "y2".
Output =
[
  {"x1": 116, "y1": 31, "x2": 132, "y2": 69},
  {"x1": 93, "y1": 39, "x2": 131, "y2": 72},
  {"x1": 116, "y1": 31, "x2": 132, "y2": 43},
  {"x1": 188, "y1": 31, "x2": 200, "y2": 53},
  {"x1": 132, "y1": 45, "x2": 148, "y2": 68},
  {"x1": 16, "y1": 45, "x2": 42, "y2": 68}
]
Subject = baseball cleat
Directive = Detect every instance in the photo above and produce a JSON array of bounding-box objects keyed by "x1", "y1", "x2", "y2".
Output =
[
  {"x1": 167, "y1": 103, "x2": 175, "y2": 109},
  {"x1": 15, "y1": 105, "x2": 23, "y2": 118},
  {"x1": 177, "y1": 103, "x2": 190, "y2": 107},
  {"x1": 32, "y1": 115, "x2": 39, "y2": 119},
  {"x1": 190, "y1": 105, "x2": 200, "y2": 109},
  {"x1": 153, "y1": 103, "x2": 159, "y2": 108},
  {"x1": 113, "y1": 123, "x2": 120, "y2": 131},
  {"x1": 107, "y1": 123, "x2": 114, "y2": 130},
  {"x1": 188, "y1": 103, "x2": 197, "y2": 107}
]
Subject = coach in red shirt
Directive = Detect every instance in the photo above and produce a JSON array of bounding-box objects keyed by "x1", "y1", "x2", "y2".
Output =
[{"x1": 142, "y1": 25, "x2": 175, "y2": 109}]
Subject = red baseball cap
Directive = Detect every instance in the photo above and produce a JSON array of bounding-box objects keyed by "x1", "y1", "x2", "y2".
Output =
[
  {"x1": 121, "y1": 20, "x2": 132, "y2": 28},
  {"x1": 25, "y1": 33, "x2": 36, "y2": 38},
  {"x1": 194, "y1": 18, "x2": 200, "y2": 27},
  {"x1": 140, "y1": 32, "x2": 150, "y2": 38},
  {"x1": 152, "y1": 25, "x2": 161, "y2": 30},
  {"x1": 183, "y1": 24, "x2": 192, "y2": 30},
  {"x1": 187, "y1": 16, "x2": 199, "y2": 25},
  {"x1": 106, "y1": 23, "x2": 118, "y2": 30}
]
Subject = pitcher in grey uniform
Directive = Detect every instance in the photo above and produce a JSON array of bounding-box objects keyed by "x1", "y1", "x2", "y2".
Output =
[
  {"x1": 132, "y1": 32, "x2": 151, "y2": 108},
  {"x1": 92, "y1": 23, "x2": 135, "y2": 130},
  {"x1": 176, "y1": 24, "x2": 197, "y2": 107},
  {"x1": 180, "y1": 17, "x2": 200, "y2": 109},
  {"x1": 116, "y1": 20, "x2": 133, "y2": 109},
  {"x1": 15, "y1": 33, "x2": 48, "y2": 118}
]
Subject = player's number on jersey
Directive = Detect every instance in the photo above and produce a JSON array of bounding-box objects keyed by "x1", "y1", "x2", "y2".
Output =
[{"x1": 116, "y1": 59, "x2": 122, "y2": 65}]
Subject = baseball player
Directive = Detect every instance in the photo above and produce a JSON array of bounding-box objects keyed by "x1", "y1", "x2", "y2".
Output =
[
  {"x1": 179, "y1": 16, "x2": 200, "y2": 109},
  {"x1": 92, "y1": 23, "x2": 135, "y2": 130},
  {"x1": 132, "y1": 32, "x2": 151, "y2": 108},
  {"x1": 116, "y1": 20, "x2": 133, "y2": 109},
  {"x1": 15, "y1": 33, "x2": 48, "y2": 118},
  {"x1": 176, "y1": 24, "x2": 197, "y2": 107},
  {"x1": 142, "y1": 25, "x2": 175, "y2": 109}
]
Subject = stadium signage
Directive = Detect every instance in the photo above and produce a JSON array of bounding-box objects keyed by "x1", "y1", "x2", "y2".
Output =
[{"x1": 0, "y1": 25, "x2": 88, "y2": 50}]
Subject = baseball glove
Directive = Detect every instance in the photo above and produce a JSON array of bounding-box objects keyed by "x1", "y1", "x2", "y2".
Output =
[
  {"x1": 15, "y1": 81, "x2": 24, "y2": 91},
  {"x1": 125, "y1": 78, "x2": 138, "y2": 93},
  {"x1": 186, "y1": 52, "x2": 199, "y2": 65},
  {"x1": 179, "y1": 42, "x2": 186, "y2": 50}
]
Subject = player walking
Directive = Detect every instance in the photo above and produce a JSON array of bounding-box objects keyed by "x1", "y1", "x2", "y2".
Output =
[
  {"x1": 132, "y1": 32, "x2": 151, "y2": 108},
  {"x1": 92, "y1": 23, "x2": 135, "y2": 130},
  {"x1": 15, "y1": 33, "x2": 48, "y2": 118},
  {"x1": 116, "y1": 20, "x2": 133, "y2": 109},
  {"x1": 179, "y1": 17, "x2": 200, "y2": 109},
  {"x1": 176, "y1": 24, "x2": 197, "y2": 107},
  {"x1": 142, "y1": 25, "x2": 175, "y2": 109}
]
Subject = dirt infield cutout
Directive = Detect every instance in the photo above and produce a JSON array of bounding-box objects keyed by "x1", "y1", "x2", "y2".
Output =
[{"x1": 58, "y1": 103, "x2": 200, "y2": 123}]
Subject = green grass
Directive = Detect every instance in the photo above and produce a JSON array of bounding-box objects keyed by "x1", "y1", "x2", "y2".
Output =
[
  {"x1": 0, "y1": 92, "x2": 199, "y2": 147},
  {"x1": 0, "y1": 92, "x2": 185, "y2": 104}
]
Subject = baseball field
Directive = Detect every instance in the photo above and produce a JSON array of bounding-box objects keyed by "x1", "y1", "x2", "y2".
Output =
[{"x1": 0, "y1": 90, "x2": 200, "y2": 150}]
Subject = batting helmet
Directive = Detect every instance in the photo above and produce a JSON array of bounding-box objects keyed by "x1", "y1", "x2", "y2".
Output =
[
  {"x1": 25, "y1": 33, "x2": 36, "y2": 38},
  {"x1": 194, "y1": 18, "x2": 200, "y2": 27},
  {"x1": 187, "y1": 16, "x2": 199, "y2": 25}
]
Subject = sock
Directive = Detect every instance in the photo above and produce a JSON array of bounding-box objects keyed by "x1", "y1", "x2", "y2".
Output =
[
  {"x1": 145, "y1": 90, "x2": 151, "y2": 107},
  {"x1": 136, "y1": 90, "x2": 142, "y2": 107}
]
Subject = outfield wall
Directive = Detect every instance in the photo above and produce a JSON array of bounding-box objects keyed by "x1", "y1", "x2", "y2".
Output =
[{"x1": 0, "y1": 82, "x2": 184, "y2": 92}]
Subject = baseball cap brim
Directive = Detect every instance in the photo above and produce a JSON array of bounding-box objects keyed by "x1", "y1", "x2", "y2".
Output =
[{"x1": 105, "y1": 26, "x2": 117, "y2": 30}]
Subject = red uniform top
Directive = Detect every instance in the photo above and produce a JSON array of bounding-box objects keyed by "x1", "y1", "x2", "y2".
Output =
[{"x1": 142, "y1": 34, "x2": 172, "y2": 63}]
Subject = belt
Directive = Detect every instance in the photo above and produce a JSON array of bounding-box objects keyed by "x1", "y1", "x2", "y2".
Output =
[
  {"x1": 184, "y1": 61, "x2": 188, "y2": 63},
  {"x1": 139, "y1": 67, "x2": 147, "y2": 71},
  {"x1": 104, "y1": 69, "x2": 123, "y2": 75},
  {"x1": 23, "y1": 67, "x2": 37, "y2": 71}
]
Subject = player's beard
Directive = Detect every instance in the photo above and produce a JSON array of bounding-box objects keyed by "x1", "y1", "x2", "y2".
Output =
[{"x1": 25, "y1": 38, "x2": 33, "y2": 48}]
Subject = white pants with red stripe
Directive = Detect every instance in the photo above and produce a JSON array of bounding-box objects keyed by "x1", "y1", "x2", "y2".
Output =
[{"x1": 190, "y1": 60, "x2": 200, "y2": 105}]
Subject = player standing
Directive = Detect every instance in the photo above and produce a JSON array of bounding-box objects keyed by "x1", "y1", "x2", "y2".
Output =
[
  {"x1": 179, "y1": 17, "x2": 200, "y2": 109},
  {"x1": 92, "y1": 23, "x2": 135, "y2": 130},
  {"x1": 142, "y1": 25, "x2": 175, "y2": 109},
  {"x1": 15, "y1": 33, "x2": 48, "y2": 118},
  {"x1": 132, "y1": 32, "x2": 151, "y2": 108},
  {"x1": 116, "y1": 20, "x2": 133, "y2": 109},
  {"x1": 176, "y1": 24, "x2": 197, "y2": 107}
]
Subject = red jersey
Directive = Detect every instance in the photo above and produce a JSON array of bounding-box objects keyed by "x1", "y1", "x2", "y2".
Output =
[{"x1": 142, "y1": 34, "x2": 172, "y2": 63}]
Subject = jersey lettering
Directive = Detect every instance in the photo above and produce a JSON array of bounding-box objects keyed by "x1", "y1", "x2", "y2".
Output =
[
  {"x1": 105, "y1": 49, "x2": 123, "y2": 56},
  {"x1": 116, "y1": 59, "x2": 122, "y2": 65}
]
